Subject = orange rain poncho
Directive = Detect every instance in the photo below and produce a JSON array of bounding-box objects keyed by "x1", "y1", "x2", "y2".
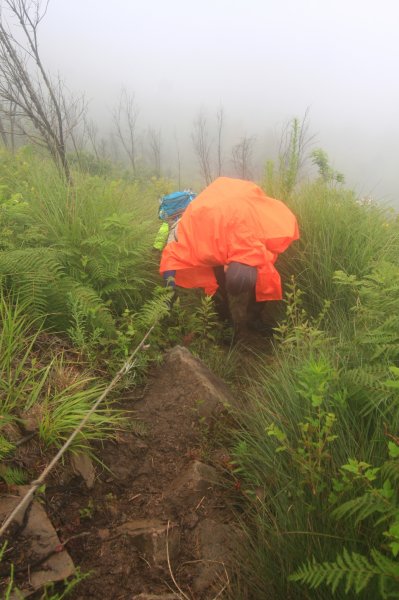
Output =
[{"x1": 160, "y1": 177, "x2": 299, "y2": 301}]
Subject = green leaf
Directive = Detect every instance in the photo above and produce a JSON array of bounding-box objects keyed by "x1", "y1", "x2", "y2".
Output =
[
  {"x1": 311, "y1": 393, "x2": 323, "y2": 407},
  {"x1": 380, "y1": 479, "x2": 394, "y2": 499},
  {"x1": 388, "y1": 441, "x2": 399, "y2": 459},
  {"x1": 389, "y1": 542, "x2": 399, "y2": 558},
  {"x1": 342, "y1": 459, "x2": 371, "y2": 475},
  {"x1": 364, "y1": 467, "x2": 380, "y2": 482}
]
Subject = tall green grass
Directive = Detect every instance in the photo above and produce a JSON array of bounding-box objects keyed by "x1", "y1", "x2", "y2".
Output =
[
  {"x1": 0, "y1": 148, "x2": 175, "y2": 480},
  {"x1": 278, "y1": 182, "x2": 399, "y2": 322},
  {"x1": 0, "y1": 294, "x2": 125, "y2": 483},
  {"x1": 232, "y1": 183, "x2": 399, "y2": 599},
  {"x1": 0, "y1": 147, "x2": 172, "y2": 341}
]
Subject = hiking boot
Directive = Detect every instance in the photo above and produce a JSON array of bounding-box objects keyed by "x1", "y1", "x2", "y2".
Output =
[{"x1": 246, "y1": 317, "x2": 274, "y2": 336}]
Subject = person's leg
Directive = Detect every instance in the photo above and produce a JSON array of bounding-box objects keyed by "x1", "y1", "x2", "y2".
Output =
[
  {"x1": 213, "y1": 266, "x2": 232, "y2": 322},
  {"x1": 163, "y1": 270, "x2": 177, "y2": 308},
  {"x1": 246, "y1": 288, "x2": 262, "y2": 321},
  {"x1": 246, "y1": 291, "x2": 274, "y2": 335}
]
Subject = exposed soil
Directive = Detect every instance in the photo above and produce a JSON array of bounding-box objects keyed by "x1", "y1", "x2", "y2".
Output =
[{"x1": 2, "y1": 346, "x2": 241, "y2": 600}]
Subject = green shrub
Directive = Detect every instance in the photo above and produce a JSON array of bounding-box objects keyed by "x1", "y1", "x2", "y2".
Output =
[
  {"x1": 231, "y1": 258, "x2": 399, "y2": 599},
  {"x1": 0, "y1": 149, "x2": 170, "y2": 345},
  {"x1": 278, "y1": 182, "x2": 399, "y2": 323}
]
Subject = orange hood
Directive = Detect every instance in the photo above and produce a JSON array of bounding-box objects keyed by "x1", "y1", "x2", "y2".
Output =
[{"x1": 160, "y1": 177, "x2": 299, "y2": 301}]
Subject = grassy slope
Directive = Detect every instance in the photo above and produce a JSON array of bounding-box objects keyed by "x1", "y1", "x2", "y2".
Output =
[
  {"x1": 3, "y1": 148, "x2": 399, "y2": 599},
  {"x1": 0, "y1": 148, "x2": 234, "y2": 484},
  {"x1": 0, "y1": 148, "x2": 174, "y2": 479},
  {"x1": 232, "y1": 182, "x2": 399, "y2": 599}
]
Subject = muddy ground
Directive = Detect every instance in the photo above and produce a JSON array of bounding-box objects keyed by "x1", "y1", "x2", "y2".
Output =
[{"x1": 1, "y1": 346, "x2": 247, "y2": 600}]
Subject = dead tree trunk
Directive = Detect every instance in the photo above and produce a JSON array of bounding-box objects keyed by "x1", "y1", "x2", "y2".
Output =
[
  {"x1": 0, "y1": 110, "x2": 8, "y2": 148},
  {"x1": 147, "y1": 126, "x2": 161, "y2": 177},
  {"x1": 232, "y1": 135, "x2": 255, "y2": 180},
  {"x1": 0, "y1": 1, "x2": 84, "y2": 183},
  {"x1": 113, "y1": 89, "x2": 140, "y2": 176},
  {"x1": 216, "y1": 106, "x2": 224, "y2": 177},
  {"x1": 192, "y1": 111, "x2": 213, "y2": 185}
]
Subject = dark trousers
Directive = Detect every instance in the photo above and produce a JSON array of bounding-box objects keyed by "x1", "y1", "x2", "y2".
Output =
[
  {"x1": 212, "y1": 266, "x2": 263, "y2": 325},
  {"x1": 213, "y1": 266, "x2": 231, "y2": 322}
]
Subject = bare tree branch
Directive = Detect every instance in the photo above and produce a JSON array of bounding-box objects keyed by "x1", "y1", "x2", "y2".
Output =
[
  {"x1": 232, "y1": 135, "x2": 255, "y2": 180},
  {"x1": 84, "y1": 116, "x2": 100, "y2": 160},
  {"x1": 0, "y1": 99, "x2": 17, "y2": 149},
  {"x1": 192, "y1": 110, "x2": 213, "y2": 185},
  {"x1": 0, "y1": 0, "x2": 84, "y2": 182},
  {"x1": 147, "y1": 126, "x2": 161, "y2": 177},
  {"x1": 63, "y1": 93, "x2": 88, "y2": 170},
  {"x1": 0, "y1": 110, "x2": 8, "y2": 147},
  {"x1": 113, "y1": 88, "x2": 140, "y2": 175},
  {"x1": 216, "y1": 106, "x2": 224, "y2": 177}
]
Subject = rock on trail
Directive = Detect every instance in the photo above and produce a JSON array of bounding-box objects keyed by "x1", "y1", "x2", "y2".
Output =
[{"x1": 2, "y1": 346, "x2": 239, "y2": 599}]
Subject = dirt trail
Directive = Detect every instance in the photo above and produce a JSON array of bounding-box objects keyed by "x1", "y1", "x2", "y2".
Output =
[{"x1": 42, "y1": 346, "x2": 238, "y2": 600}]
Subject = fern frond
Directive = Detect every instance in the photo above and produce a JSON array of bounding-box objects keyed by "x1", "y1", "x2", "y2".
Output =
[
  {"x1": 100, "y1": 282, "x2": 129, "y2": 295},
  {"x1": 85, "y1": 256, "x2": 121, "y2": 283},
  {"x1": 371, "y1": 344, "x2": 399, "y2": 362},
  {"x1": 332, "y1": 491, "x2": 388, "y2": 524},
  {"x1": 290, "y1": 548, "x2": 381, "y2": 594},
  {"x1": 136, "y1": 289, "x2": 171, "y2": 329},
  {"x1": 50, "y1": 277, "x2": 116, "y2": 336},
  {"x1": 0, "y1": 247, "x2": 64, "y2": 314},
  {"x1": 371, "y1": 548, "x2": 399, "y2": 579},
  {"x1": 361, "y1": 332, "x2": 399, "y2": 345},
  {"x1": 382, "y1": 461, "x2": 399, "y2": 485},
  {"x1": 345, "y1": 365, "x2": 388, "y2": 391}
]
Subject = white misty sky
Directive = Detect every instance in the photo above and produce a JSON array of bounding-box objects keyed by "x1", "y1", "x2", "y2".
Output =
[{"x1": 33, "y1": 0, "x2": 399, "y2": 201}]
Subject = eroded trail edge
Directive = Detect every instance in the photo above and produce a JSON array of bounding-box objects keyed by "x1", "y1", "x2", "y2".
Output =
[{"x1": 14, "y1": 346, "x2": 238, "y2": 600}]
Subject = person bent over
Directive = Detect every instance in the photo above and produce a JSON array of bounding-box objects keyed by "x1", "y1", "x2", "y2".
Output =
[{"x1": 159, "y1": 177, "x2": 299, "y2": 333}]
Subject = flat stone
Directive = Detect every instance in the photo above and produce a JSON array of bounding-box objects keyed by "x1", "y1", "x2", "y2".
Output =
[
  {"x1": 70, "y1": 452, "x2": 96, "y2": 489},
  {"x1": 164, "y1": 346, "x2": 236, "y2": 420},
  {"x1": 196, "y1": 518, "x2": 233, "y2": 561},
  {"x1": 0, "y1": 488, "x2": 75, "y2": 592},
  {"x1": 192, "y1": 519, "x2": 234, "y2": 593},
  {"x1": 166, "y1": 461, "x2": 218, "y2": 510},
  {"x1": 116, "y1": 519, "x2": 180, "y2": 566}
]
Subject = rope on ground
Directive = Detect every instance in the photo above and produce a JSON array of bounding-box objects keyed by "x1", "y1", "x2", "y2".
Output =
[{"x1": 0, "y1": 322, "x2": 157, "y2": 538}]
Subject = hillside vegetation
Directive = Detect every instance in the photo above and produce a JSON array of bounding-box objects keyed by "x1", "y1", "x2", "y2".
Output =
[
  {"x1": 0, "y1": 145, "x2": 235, "y2": 479},
  {"x1": 1, "y1": 147, "x2": 399, "y2": 599},
  {"x1": 233, "y1": 179, "x2": 399, "y2": 599}
]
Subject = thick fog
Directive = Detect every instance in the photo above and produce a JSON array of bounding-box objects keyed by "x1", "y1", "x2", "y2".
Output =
[{"x1": 35, "y1": 0, "x2": 399, "y2": 202}]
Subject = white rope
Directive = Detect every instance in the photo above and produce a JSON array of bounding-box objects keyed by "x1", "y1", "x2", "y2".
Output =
[{"x1": 0, "y1": 322, "x2": 156, "y2": 538}]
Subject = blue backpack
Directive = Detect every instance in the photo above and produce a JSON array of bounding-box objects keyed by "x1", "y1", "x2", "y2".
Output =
[{"x1": 159, "y1": 190, "x2": 196, "y2": 221}]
